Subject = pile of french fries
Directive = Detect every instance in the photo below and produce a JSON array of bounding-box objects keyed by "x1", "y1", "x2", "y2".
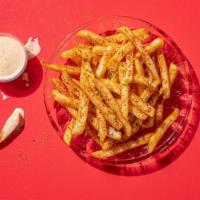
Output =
[{"x1": 43, "y1": 26, "x2": 180, "y2": 159}]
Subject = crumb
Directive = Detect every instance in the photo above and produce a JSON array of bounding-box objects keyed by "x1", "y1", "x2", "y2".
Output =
[
  {"x1": 25, "y1": 83, "x2": 30, "y2": 87},
  {"x1": 22, "y1": 72, "x2": 29, "y2": 82},
  {"x1": 2, "y1": 94, "x2": 9, "y2": 100},
  {"x1": 0, "y1": 91, "x2": 9, "y2": 101},
  {"x1": 18, "y1": 151, "x2": 29, "y2": 162},
  {"x1": 32, "y1": 134, "x2": 47, "y2": 145}
]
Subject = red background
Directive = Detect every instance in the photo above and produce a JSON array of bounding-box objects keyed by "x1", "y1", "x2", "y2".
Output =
[{"x1": 0, "y1": 0, "x2": 200, "y2": 199}]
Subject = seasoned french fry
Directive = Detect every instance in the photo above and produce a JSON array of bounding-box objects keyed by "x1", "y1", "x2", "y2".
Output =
[
  {"x1": 76, "y1": 30, "x2": 108, "y2": 45},
  {"x1": 96, "y1": 109, "x2": 107, "y2": 143},
  {"x1": 140, "y1": 79, "x2": 159, "y2": 102},
  {"x1": 118, "y1": 63, "x2": 129, "y2": 120},
  {"x1": 61, "y1": 71, "x2": 80, "y2": 97},
  {"x1": 133, "y1": 28, "x2": 150, "y2": 40},
  {"x1": 52, "y1": 78, "x2": 68, "y2": 95},
  {"x1": 117, "y1": 26, "x2": 160, "y2": 82},
  {"x1": 158, "y1": 63, "x2": 179, "y2": 97},
  {"x1": 60, "y1": 49, "x2": 82, "y2": 65},
  {"x1": 130, "y1": 106, "x2": 148, "y2": 120},
  {"x1": 124, "y1": 52, "x2": 134, "y2": 84},
  {"x1": 130, "y1": 92, "x2": 155, "y2": 117},
  {"x1": 101, "y1": 139, "x2": 115, "y2": 150},
  {"x1": 120, "y1": 84, "x2": 129, "y2": 120},
  {"x1": 107, "y1": 42, "x2": 134, "y2": 79},
  {"x1": 155, "y1": 102, "x2": 164, "y2": 126},
  {"x1": 72, "y1": 92, "x2": 89, "y2": 135},
  {"x1": 76, "y1": 47, "x2": 93, "y2": 62},
  {"x1": 91, "y1": 53, "x2": 100, "y2": 68},
  {"x1": 157, "y1": 50, "x2": 170, "y2": 99},
  {"x1": 93, "y1": 79, "x2": 131, "y2": 136},
  {"x1": 52, "y1": 89, "x2": 79, "y2": 109},
  {"x1": 107, "y1": 127, "x2": 122, "y2": 141},
  {"x1": 80, "y1": 61, "x2": 101, "y2": 99},
  {"x1": 67, "y1": 107, "x2": 78, "y2": 118},
  {"x1": 132, "y1": 74, "x2": 150, "y2": 86},
  {"x1": 133, "y1": 57, "x2": 145, "y2": 95},
  {"x1": 96, "y1": 46, "x2": 114, "y2": 78},
  {"x1": 92, "y1": 133, "x2": 152, "y2": 158},
  {"x1": 63, "y1": 119, "x2": 75, "y2": 145},
  {"x1": 105, "y1": 28, "x2": 150, "y2": 43},
  {"x1": 169, "y1": 63, "x2": 179, "y2": 87},
  {"x1": 145, "y1": 38, "x2": 164, "y2": 54},
  {"x1": 148, "y1": 108, "x2": 180, "y2": 152},
  {"x1": 100, "y1": 79, "x2": 121, "y2": 95},
  {"x1": 86, "y1": 124, "x2": 101, "y2": 145},
  {"x1": 43, "y1": 62, "x2": 81, "y2": 75},
  {"x1": 92, "y1": 45, "x2": 115, "y2": 55},
  {"x1": 86, "y1": 125, "x2": 116, "y2": 150},
  {"x1": 72, "y1": 79, "x2": 123, "y2": 130},
  {"x1": 87, "y1": 113, "x2": 99, "y2": 130}
]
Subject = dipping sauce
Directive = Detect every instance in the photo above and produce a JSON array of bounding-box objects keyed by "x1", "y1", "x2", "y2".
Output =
[{"x1": 0, "y1": 35, "x2": 27, "y2": 82}]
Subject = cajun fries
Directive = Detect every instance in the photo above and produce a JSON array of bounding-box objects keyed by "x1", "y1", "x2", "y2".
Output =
[
  {"x1": 148, "y1": 108, "x2": 180, "y2": 152},
  {"x1": 43, "y1": 25, "x2": 180, "y2": 159}
]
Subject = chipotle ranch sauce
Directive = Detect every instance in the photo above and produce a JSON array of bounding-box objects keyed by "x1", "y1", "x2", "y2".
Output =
[{"x1": 0, "y1": 36, "x2": 26, "y2": 82}]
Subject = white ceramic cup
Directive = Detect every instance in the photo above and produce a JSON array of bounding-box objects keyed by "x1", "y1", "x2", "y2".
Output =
[{"x1": 0, "y1": 33, "x2": 41, "y2": 83}]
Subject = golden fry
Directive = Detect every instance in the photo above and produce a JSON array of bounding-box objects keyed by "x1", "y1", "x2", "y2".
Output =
[
  {"x1": 72, "y1": 92, "x2": 89, "y2": 135},
  {"x1": 87, "y1": 113, "x2": 98, "y2": 130},
  {"x1": 140, "y1": 79, "x2": 159, "y2": 102},
  {"x1": 100, "y1": 79, "x2": 121, "y2": 95},
  {"x1": 118, "y1": 63, "x2": 129, "y2": 120},
  {"x1": 133, "y1": 57, "x2": 145, "y2": 95},
  {"x1": 60, "y1": 49, "x2": 82, "y2": 65},
  {"x1": 96, "y1": 46, "x2": 114, "y2": 78},
  {"x1": 61, "y1": 71, "x2": 80, "y2": 98},
  {"x1": 148, "y1": 108, "x2": 180, "y2": 152},
  {"x1": 92, "y1": 45, "x2": 115, "y2": 55},
  {"x1": 63, "y1": 119, "x2": 75, "y2": 145},
  {"x1": 86, "y1": 125, "x2": 116, "y2": 150},
  {"x1": 155, "y1": 102, "x2": 164, "y2": 126},
  {"x1": 130, "y1": 92, "x2": 155, "y2": 117},
  {"x1": 169, "y1": 63, "x2": 179, "y2": 87},
  {"x1": 93, "y1": 79, "x2": 131, "y2": 136},
  {"x1": 124, "y1": 52, "x2": 134, "y2": 84},
  {"x1": 117, "y1": 26, "x2": 160, "y2": 81},
  {"x1": 67, "y1": 107, "x2": 78, "y2": 118},
  {"x1": 105, "y1": 28, "x2": 150, "y2": 43},
  {"x1": 73, "y1": 79, "x2": 123, "y2": 130},
  {"x1": 132, "y1": 74, "x2": 150, "y2": 86},
  {"x1": 92, "y1": 133, "x2": 152, "y2": 158},
  {"x1": 52, "y1": 78, "x2": 68, "y2": 95},
  {"x1": 157, "y1": 50, "x2": 170, "y2": 99},
  {"x1": 145, "y1": 38, "x2": 164, "y2": 54},
  {"x1": 96, "y1": 109, "x2": 107, "y2": 143},
  {"x1": 130, "y1": 106, "x2": 148, "y2": 120},
  {"x1": 52, "y1": 89, "x2": 79, "y2": 109},
  {"x1": 76, "y1": 30, "x2": 108, "y2": 45},
  {"x1": 43, "y1": 62, "x2": 81, "y2": 75},
  {"x1": 107, "y1": 42, "x2": 134, "y2": 79}
]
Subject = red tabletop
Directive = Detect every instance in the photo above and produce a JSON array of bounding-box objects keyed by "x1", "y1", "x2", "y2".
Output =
[{"x1": 0, "y1": 0, "x2": 200, "y2": 199}]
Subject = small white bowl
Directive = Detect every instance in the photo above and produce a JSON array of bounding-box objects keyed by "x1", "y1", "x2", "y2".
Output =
[{"x1": 0, "y1": 33, "x2": 28, "y2": 83}]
